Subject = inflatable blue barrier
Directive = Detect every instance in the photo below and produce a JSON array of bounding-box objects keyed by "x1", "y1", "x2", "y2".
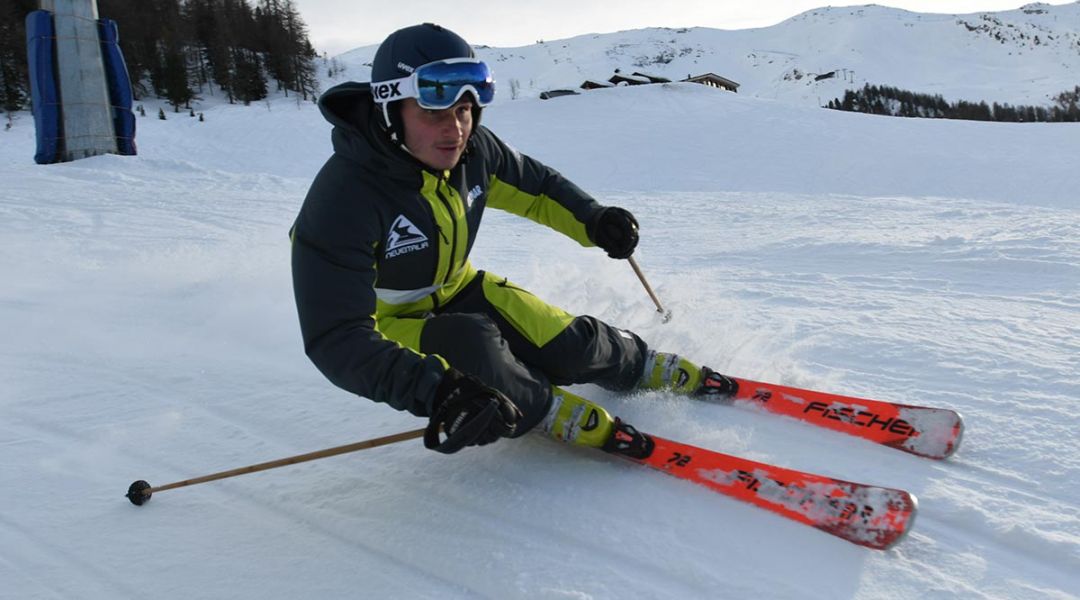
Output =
[
  {"x1": 27, "y1": 11, "x2": 61, "y2": 165},
  {"x1": 26, "y1": 10, "x2": 137, "y2": 164},
  {"x1": 99, "y1": 18, "x2": 136, "y2": 156}
]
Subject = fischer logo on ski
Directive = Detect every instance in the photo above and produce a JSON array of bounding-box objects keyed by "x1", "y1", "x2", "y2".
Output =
[
  {"x1": 804, "y1": 401, "x2": 916, "y2": 436},
  {"x1": 699, "y1": 372, "x2": 964, "y2": 459}
]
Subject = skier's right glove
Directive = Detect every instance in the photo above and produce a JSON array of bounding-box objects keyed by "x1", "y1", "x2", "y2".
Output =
[{"x1": 424, "y1": 368, "x2": 523, "y2": 454}]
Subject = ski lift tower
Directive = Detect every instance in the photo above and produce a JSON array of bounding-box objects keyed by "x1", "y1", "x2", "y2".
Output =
[{"x1": 38, "y1": 0, "x2": 118, "y2": 160}]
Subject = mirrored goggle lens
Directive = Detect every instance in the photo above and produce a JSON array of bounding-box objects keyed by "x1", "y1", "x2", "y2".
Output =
[{"x1": 415, "y1": 61, "x2": 495, "y2": 109}]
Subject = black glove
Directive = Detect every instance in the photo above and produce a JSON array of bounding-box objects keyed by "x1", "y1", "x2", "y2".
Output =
[
  {"x1": 588, "y1": 207, "x2": 639, "y2": 259},
  {"x1": 424, "y1": 368, "x2": 523, "y2": 454}
]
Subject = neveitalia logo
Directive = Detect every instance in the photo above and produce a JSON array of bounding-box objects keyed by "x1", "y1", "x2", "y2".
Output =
[{"x1": 385, "y1": 215, "x2": 430, "y2": 258}]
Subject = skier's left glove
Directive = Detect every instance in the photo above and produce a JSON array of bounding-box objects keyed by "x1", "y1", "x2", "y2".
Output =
[
  {"x1": 424, "y1": 368, "x2": 523, "y2": 454},
  {"x1": 588, "y1": 206, "x2": 639, "y2": 259}
]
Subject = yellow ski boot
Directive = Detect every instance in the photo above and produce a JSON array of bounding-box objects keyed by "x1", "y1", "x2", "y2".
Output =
[
  {"x1": 639, "y1": 351, "x2": 738, "y2": 397},
  {"x1": 539, "y1": 387, "x2": 615, "y2": 448},
  {"x1": 638, "y1": 351, "x2": 705, "y2": 394}
]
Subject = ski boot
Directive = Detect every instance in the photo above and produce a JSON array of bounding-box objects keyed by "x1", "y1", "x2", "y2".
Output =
[
  {"x1": 639, "y1": 351, "x2": 739, "y2": 398},
  {"x1": 540, "y1": 387, "x2": 655, "y2": 459},
  {"x1": 540, "y1": 387, "x2": 616, "y2": 449}
]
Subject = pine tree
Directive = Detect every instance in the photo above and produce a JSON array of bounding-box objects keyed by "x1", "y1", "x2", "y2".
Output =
[
  {"x1": 162, "y1": 47, "x2": 194, "y2": 110},
  {"x1": 281, "y1": 0, "x2": 318, "y2": 100},
  {"x1": 233, "y1": 48, "x2": 267, "y2": 103}
]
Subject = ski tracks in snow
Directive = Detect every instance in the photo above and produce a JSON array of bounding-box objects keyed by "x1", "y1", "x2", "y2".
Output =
[{"x1": 485, "y1": 191, "x2": 1080, "y2": 598}]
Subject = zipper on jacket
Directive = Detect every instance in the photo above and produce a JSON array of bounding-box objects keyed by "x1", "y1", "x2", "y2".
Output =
[
  {"x1": 429, "y1": 221, "x2": 450, "y2": 309},
  {"x1": 412, "y1": 189, "x2": 442, "y2": 313},
  {"x1": 435, "y1": 180, "x2": 459, "y2": 287},
  {"x1": 497, "y1": 277, "x2": 533, "y2": 295},
  {"x1": 434, "y1": 224, "x2": 449, "y2": 244}
]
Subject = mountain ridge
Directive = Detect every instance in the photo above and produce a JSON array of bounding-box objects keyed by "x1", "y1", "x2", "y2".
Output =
[{"x1": 332, "y1": 2, "x2": 1080, "y2": 107}]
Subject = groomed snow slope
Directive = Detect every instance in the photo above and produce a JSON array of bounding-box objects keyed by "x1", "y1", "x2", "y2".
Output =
[{"x1": 2, "y1": 83, "x2": 1078, "y2": 599}]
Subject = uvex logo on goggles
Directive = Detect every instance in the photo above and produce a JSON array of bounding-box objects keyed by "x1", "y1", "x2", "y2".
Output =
[
  {"x1": 372, "y1": 58, "x2": 495, "y2": 109},
  {"x1": 372, "y1": 81, "x2": 403, "y2": 101}
]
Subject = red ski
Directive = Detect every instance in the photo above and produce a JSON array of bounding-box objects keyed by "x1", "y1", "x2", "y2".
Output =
[
  {"x1": 607, "y1": 424, "x2": 918, "y2": 550},
  {"x1": 702, "y1": 373, "x2": 964, "y2": 459}
]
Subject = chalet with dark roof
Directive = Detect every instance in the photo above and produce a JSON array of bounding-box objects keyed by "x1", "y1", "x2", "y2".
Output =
[{"x1": 683, "y1": 73, "x2": 740, "y2": 93}]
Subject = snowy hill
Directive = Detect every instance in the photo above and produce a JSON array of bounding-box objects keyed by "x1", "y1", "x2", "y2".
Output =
[
  {"x1": 334, "y1": 2, "x2": 1080, "y2": 107},
  {"x1": 3, "y1": 32, "x2": 1080, "y2": 600}
]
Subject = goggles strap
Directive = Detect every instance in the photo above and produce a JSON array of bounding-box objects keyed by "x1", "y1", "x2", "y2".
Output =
[{"x1": 379, "y1": 102, "x2": 398, "y2": 141}]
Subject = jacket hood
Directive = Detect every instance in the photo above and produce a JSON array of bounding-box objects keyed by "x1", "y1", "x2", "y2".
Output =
[{"x1": 317, "y1": 81, "x2": 419, "y2": 178}]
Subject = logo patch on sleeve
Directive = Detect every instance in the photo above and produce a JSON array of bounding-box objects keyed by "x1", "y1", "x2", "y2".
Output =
[{"x1": 385, "y1": 215, "x2": 430, "y2": 258}]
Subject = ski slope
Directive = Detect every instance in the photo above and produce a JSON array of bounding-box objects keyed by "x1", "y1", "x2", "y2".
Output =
[{"x1": 3, "y1": 84, "x2": 1079, "y2": 599}]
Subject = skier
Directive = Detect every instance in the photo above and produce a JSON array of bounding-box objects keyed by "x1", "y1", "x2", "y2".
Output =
[{"x1": 290, "y1": 23, "x2": 729, "y2": 456}]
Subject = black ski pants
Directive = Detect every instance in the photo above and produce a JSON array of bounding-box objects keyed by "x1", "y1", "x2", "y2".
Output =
[{"x1": 418, "y1": 270, "x2": 647, "y2": 434}]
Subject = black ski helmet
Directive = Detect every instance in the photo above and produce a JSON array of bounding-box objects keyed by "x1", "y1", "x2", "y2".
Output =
[{"x1": 371, "y1": 23, "x2": 484, "y2": 141}]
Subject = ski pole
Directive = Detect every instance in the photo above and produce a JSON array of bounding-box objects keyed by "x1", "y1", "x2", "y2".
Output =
[
  {"x1": 628, "y1": 256, "x2": 673, "y2": 323},
  {"x1": 126, "y1": 427, "x2": 426, "y2": 506}
]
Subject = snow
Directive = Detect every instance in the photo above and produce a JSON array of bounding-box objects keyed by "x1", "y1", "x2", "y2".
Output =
[
  {"x1": 4, "y1": 8, "x2": 1080, "y2": 600},
  {"x1": 336, "y1": 1, "x2": 1080, "y2": 108}
]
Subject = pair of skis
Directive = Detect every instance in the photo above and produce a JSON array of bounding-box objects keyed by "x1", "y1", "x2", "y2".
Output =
[
  {"x1": 597, "y1": 374, "x2": 963, "y2": 550},
  {"x1": 127, "y1": 373, "x2": 961, "y2": 551}
]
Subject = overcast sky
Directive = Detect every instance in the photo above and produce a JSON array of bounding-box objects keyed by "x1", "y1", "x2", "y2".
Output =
[{"x1": 291, "y1": 1, "x2": 1077, "y2": 55}]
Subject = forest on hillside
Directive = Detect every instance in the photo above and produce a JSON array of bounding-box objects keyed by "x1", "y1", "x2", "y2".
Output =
[
  {"x1": 827, "y1": 83, "x2": 1080, "y2": 122},
  {"x1": 1, "y1": 0, "x2": 319, "y2": 113}
]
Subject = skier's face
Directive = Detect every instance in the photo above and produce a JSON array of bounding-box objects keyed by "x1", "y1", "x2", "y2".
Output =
[{"x1": 400, "y1": 97, "x2": 474, "y2": 170}]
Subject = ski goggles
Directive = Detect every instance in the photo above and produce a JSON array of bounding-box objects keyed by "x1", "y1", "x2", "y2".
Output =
[{"x1": 372, "y1": 58, "x2": 495, "y2": 109}]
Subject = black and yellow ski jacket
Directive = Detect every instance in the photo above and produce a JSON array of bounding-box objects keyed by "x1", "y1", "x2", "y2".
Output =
[{"x1": 290, "y1": 82, "x2": 606, "y2": 418}]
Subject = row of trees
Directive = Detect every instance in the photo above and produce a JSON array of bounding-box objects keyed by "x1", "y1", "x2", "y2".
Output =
[
  {"x1": 827, "y1": 83, "x2": 1080, "y2": 122},
  {"x1": 0, "y1": 0, "x2": 319, "y2": 113},
  {"x1": 0, "y1": 0, "x2": 36, "y2": 113}
]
